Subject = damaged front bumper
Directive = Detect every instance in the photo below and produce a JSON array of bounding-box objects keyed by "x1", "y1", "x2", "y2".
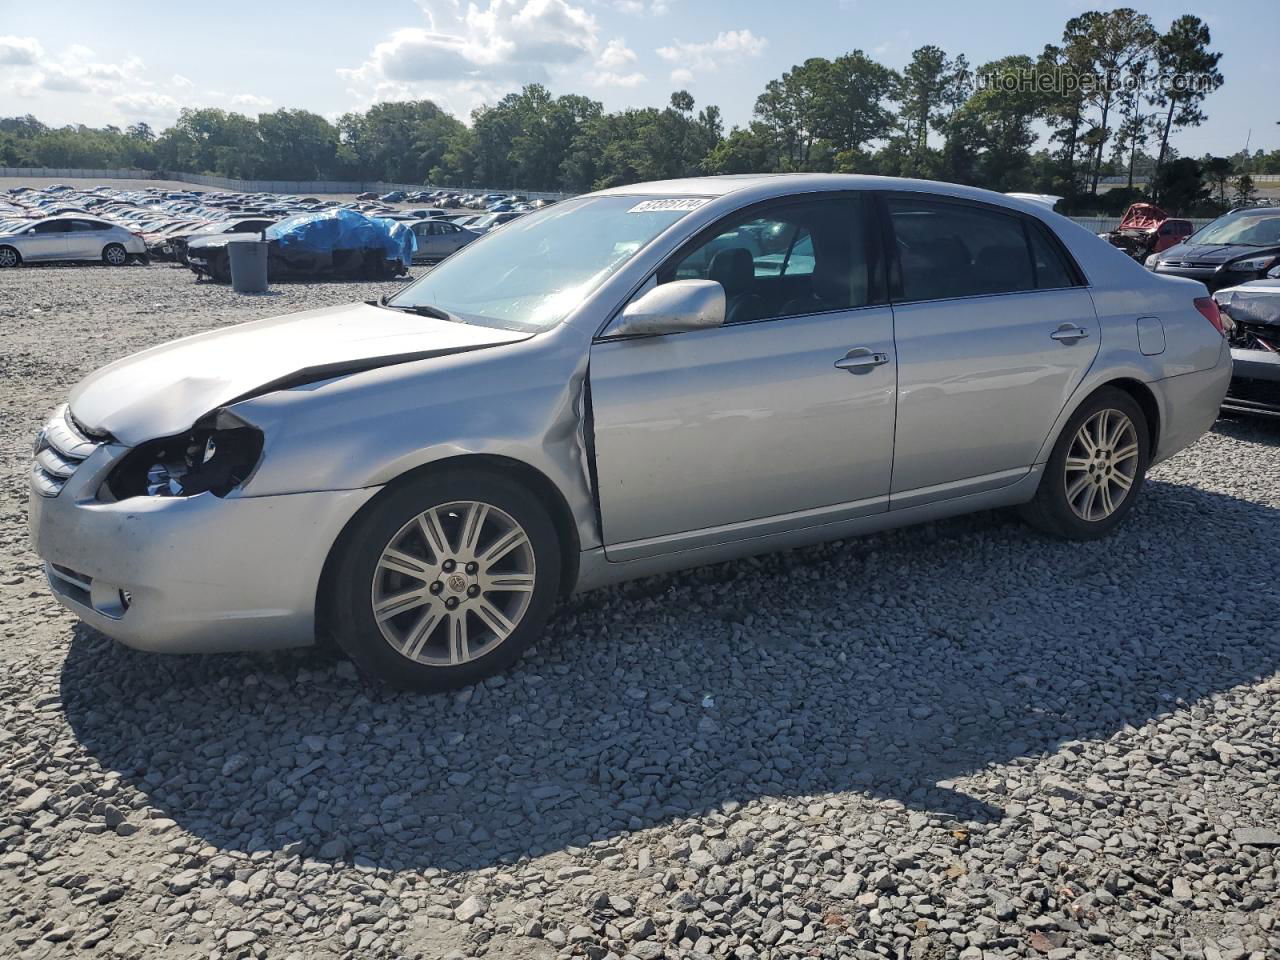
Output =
[
  {"x1": 29, "y1": 441, "x2": 378, "y2": 653},
  {"x1": 1225, "y1": 347, "x2": 1280, "y2": 417}
]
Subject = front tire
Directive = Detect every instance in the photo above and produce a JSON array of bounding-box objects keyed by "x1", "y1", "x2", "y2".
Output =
[
  {"x1": 0, "y1": 245, "x2": 20, "y2": 268},
  {"x1": 330, "y1": 469, "x2": 561, "y2": 691},
  {"x1": 1020, "y1": 387, "x2": 1149, "y2": 540},
  {"x1": 103, "y1": 243, "x2": 128, "y2": 266}
]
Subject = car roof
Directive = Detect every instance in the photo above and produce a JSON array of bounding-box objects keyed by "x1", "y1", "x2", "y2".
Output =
[{"x1": 591, "y1": 173, "x2": 1067, "y2": 215}]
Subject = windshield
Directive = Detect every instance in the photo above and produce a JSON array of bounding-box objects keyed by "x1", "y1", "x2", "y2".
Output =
[
  {"x1": 386, "y1": 194, "x2": 706, "y2": 330},
  {"x1": 1192, "y1": 211, "x2": 1280, "y2": 247}
]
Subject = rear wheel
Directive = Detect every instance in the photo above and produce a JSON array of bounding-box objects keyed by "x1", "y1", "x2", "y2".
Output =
[
  {"x1": 1020, "y1": 387, "x2": 1149, "y2": 540},
  {"x1": 330, "y1": 469, "x2": 560, "y2": 690},
  {"x1": 103, "y1": 243, "x2": 127, "y2": 266},
  {"x1": 0, "y1": 246, "x2": 20, "y2": 268}
]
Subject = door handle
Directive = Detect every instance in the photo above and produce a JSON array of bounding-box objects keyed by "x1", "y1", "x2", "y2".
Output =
[
  {"x1": 834, "y1": 348, "x2": 890, "y2": 372},
  {"x1": 1050, "y1": 324, "x2": 1090, "y2": 342}
]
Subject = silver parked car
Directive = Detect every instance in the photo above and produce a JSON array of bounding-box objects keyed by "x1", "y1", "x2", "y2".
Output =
[
  {"x1": 0, "y1": 215, "x2": 148, "y2": 267},
  {"x1": 30, "y1": 175, "x2": 1231, "y2": 690},
  {"x1": 408, "y1": 218, "x2": 478, "y2": 262}
]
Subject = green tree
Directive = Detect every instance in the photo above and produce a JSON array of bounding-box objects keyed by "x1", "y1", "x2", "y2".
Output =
[
  {"x1": 1151, "y1": 156, "x2": 1207, "y2": 214},
  {"x1": 338, "y1": 100, "x2": 463, "y2": 183},
  {"x1": 752, "y1": 52, "x2": 897, "y2": 171},
  {"x1": 1061, "y1": 9, "x2": 1158, "y2": 196},
  {"x1": 256, "y1": 109, "x2": 339, "y2": 179},
  {"x1": 1151, "y1": 16, "x2": 1222, "y2": 183},
  {"x1": 895, "y1": 45, "x2": 970, "y2": 176},
  {"x1": 1202, "y1": 155, "x2": 1232, "y2": 207},
  {"x1": 961, "y1": 55, "x2": 1046, "y2": 191},
  {"x1": 1231, "y1": 173, "x2": 1258, "y2": 206}
]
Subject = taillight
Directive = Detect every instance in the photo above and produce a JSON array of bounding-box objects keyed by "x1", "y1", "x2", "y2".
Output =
[{"x1": 1194, "y1": 297, "x2": 1226, "y2": 337}]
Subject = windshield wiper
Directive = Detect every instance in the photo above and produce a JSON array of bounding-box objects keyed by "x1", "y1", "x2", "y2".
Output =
[{"x1": 373, "y1": 296, "x2": 462, "y2": 323}]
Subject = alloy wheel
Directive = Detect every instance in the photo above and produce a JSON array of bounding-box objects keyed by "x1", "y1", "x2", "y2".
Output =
[
  {"x1": 105, "y1": 246, "x2": 127, "y2": 265},
  {"x1": 370, "y1": 500, "x2": 536, "y2": 666},
  {"x1": 0, "y1": 248, "x2": 17, "y2": 267},
  {"x1": 1063, "y1": 408, "x2": 1139, "y2": 522}
]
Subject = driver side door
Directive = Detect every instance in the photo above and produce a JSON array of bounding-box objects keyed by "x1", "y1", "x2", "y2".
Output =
[
  {"x1": 588, "y1": 193, "x2": 898, "y2": 561},
  {"x1": 21, "y1": 220, "x2": 71, "y2": 261}
]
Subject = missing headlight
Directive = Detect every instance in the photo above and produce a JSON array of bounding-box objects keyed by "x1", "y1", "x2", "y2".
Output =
[{"x1": 104, "y1": 411, "x2": 264, "y2": 500}]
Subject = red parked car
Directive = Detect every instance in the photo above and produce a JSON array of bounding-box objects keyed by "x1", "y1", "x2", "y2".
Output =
[{"x1": 1102, "y1": 203, "x2": 1194, "y2": 260}]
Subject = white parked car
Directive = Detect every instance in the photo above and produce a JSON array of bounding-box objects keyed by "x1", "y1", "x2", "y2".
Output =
[{"x1": 0, "y1": 216, "x2": 148, "y2": 267}]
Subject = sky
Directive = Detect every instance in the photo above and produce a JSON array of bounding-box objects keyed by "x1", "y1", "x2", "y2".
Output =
[{"x1": 0, "y1": 0, "x2": 1276, "y2": 157}]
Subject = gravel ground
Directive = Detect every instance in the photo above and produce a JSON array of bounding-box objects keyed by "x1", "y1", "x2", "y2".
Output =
[{"x1": 1, "y1": 263, "x2": 1278, "y2": 960}]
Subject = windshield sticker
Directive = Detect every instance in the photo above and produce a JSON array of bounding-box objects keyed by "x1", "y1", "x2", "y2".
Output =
[{"x1": 627, "y1": 198, "x2": 709, "y2": 214}]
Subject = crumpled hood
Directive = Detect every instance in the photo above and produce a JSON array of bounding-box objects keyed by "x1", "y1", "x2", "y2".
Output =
[
  {"x1": 1213, "y1": 279, "x2": 1280, "y2": 328},
  {"x1": 70, "y1": 301, "x2": 529, "y2": 444}
]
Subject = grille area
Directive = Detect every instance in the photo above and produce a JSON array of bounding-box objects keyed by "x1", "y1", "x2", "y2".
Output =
[{"x1": 31, "y1": 404, "x2": 102, "y2": 497}]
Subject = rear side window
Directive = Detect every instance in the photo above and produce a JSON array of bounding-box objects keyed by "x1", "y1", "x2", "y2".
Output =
[
  {"x1": 1026, "y1": 222, "x2": 1077, "y2": 289},
  {"x1": 887, "y1": 196, "x2": 1034, "y2": 301}
]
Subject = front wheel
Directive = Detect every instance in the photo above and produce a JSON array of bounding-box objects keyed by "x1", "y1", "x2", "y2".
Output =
[
  {"x1": 330, "y1": 469, "x2": 561, "y2": 691},
  {"x1": 1020, "y1": 387, "x2": 1149, "y2": 540},
  {"x1": 0, "y1": 245, "x2": 20, "y2": 268}
]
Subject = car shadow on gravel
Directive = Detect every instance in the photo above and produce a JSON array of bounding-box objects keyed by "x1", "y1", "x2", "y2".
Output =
[
  {"x1": 1214, "y1": 414, "x2": 1280, "y2": 447},
  {"x1": 60, "y1": 479, "x2": 1280, "y2": 873}
]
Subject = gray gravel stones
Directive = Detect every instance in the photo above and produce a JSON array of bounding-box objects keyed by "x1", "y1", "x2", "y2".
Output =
[{"x1": 1, "y1": 265, "x2": 1279, "y2": 960}]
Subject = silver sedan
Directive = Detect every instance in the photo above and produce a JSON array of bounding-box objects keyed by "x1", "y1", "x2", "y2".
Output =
[
  {"x1": 29, "y1": 175, "x2": 1231, "y2": 690},
  {"x1": 0, "y1": 215, "x2": 147, "y2": 267}
]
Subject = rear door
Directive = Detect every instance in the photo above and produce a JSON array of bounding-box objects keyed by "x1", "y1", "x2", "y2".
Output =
[
  {"x1": 589, "y1": 192, "x2": 898, "y2": 559},
  {"x1": 65, "y1": 219, "x2": 109, "y2": 259},
  {"x1": 882, "y1": 193, "x2": 1099, "y2": 504}
]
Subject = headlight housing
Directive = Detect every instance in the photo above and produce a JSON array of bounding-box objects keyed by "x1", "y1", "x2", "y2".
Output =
[
  {"x1": 104, "y1": 410, "x2": 263, "y2": 500},
  {"x1": 1226, "y1": 256, "x2": 1277, "y2": 273},
  {"x1": 1144, "y1": 254, "x2": 1160, "y2": 269}
]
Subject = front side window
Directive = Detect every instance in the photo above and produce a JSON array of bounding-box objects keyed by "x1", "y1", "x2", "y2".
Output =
[
  {"x1": 387, "y1": 195, "x2": 702, "y2": 331},
  {"x1": 887, "y1": 196, "x2": 1036, "y2": 301},
  {"x1": 33, "y1": 220, "x2": 71, "y2": 234},
  {"x1": 660, "y1": 195, "x2": 877, "y2": 324}
]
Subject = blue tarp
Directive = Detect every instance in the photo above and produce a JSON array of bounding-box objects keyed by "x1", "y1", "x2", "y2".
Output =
[{"x1": 265, "y1": 208, "x2": 416, "y2": 268}]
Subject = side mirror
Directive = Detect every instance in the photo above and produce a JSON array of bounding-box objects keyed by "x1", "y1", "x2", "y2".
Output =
[
  {"x1": 1267, "y1": 265, "x2": 1280, "y2": 280},
  {"x1": 608, "y1": 279, "x2": 726, "y2": 337}
]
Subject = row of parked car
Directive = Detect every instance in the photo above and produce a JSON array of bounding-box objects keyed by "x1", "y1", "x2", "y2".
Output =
[{"x1": 0, "y1": 184, "x2": 543, "y2": 277}]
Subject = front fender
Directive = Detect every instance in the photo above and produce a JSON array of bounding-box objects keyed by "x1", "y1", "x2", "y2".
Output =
[{"x1": 227, "y1": 330, "x2": 601, "y2": 550}]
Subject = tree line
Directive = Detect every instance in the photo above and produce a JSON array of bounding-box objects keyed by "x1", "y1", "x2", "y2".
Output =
[{"x1": 1, "y1": 9, "x2": 1273, "y2": 214}]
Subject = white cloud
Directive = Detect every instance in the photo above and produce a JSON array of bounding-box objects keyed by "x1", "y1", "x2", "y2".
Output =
[
  {"x1": 656, "y1": 29, "x2": 766, "y2": 82},
  {"x1": 11, "y1": 44, "x2": 149, "y2": 97},
  {"x1": 612, "y1": 0, "x2": 670, "y2": 14},
  {"x1": 585, "y1": 39, "x2": 645, "y2": 87},
  {"x1": 231, "y1": 93, "x2": 273, "y2": 110},
  {"x1": 596, "y1": 38, "x2": 636, "y2": 70},
  {"x1": 343, "y1": 0, "x2": 598, "y2": 85},
  {"x1": 0, "y1": 35, "x2": 43, "y2": 65},
  {"x1": 340, "y1": 0, "x2": 601, "y2": 118},
  {"x1": 585, "y1": 69, "x2": 646, "y2": 88},
  {"x1": 172, "y1": 73, "x2": 194, "y2": 89},
  {"x1": 112, "y1": 91, "x2": 182, "y2": 120}
]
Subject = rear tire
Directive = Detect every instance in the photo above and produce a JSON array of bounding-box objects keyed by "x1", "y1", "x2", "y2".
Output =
[
  {"x1": 1020, "y1": 387, "x2": 1149, "y2": 540},
  {"x1": 330, "y1": 468, "x2": 561, "y2": 691},
  {"x1": 0, "y1": 245, "x2": 20, "y2": 268},
  {"x1": 103, "y1": 243, "x2": 128, "y2": 266}
]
